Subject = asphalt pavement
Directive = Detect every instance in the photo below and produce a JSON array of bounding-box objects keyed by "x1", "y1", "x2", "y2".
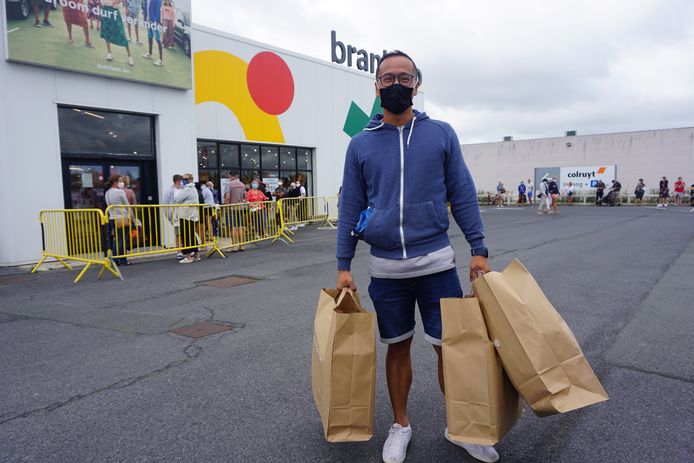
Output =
[{"x1": 0, "y1": 204, "x2": 692, "y2": 462}]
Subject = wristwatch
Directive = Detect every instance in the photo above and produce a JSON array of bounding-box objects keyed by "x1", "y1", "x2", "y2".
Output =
[{"x1": 471, "y1": 247, "x2": 489, "y2": 258}]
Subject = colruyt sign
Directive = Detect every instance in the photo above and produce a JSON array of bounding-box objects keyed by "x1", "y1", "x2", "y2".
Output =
[{"x1": 559, "y1": 165, "x2": 617, "y2": 190}]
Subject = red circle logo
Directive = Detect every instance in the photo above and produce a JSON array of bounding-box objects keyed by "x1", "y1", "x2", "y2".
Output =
[{"x1": 246, "y1": 52, "x2": 294, "y2": 116}]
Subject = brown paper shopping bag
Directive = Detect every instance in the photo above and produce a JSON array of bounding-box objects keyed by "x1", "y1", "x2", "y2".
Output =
[
  {"x1": 472, "y1": 259, "x2": 609, "y2": 416},
  {"x1": 311, "y1": 288, "x2": 376, "y2": 442},
  {"x1": 441, "y1": 297, "x2": 523, "y2": 445}
]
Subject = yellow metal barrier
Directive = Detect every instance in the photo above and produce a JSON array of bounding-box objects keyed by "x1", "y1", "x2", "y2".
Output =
[
  {"x1": 31, "y1": 209, "x2": 121, "y2": 284},
  {"x1": 279, "y1": 195, "x2": 331, "y2": 228},
  {"x1": 323, "y1": 195, "x2": 339, "y2": 228},
  {"x1": 215, "y1": 200, "x2": 282, "y2": 251},
  {"x1": 104, "y1": 204, "x2": 221, "y2": 260},
  {"x1": 32, "y1": 196, "x2": 340, "y2": 283}
]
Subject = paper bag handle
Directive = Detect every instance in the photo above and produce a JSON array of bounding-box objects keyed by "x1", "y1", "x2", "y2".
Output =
[{"x1": 335, "y1": 287, "x2": 357, "y2": 306}]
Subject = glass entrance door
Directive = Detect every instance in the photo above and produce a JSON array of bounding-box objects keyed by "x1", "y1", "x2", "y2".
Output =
[
  {"x1": 63, "y1": 160, "x2": 158, "y2": 209},
  {"x1": 68, "y1": 164, "x2": 106, "y2": 209},
  {"x1": 108, "y1": 164, "x2": 142, "y2": 204}
]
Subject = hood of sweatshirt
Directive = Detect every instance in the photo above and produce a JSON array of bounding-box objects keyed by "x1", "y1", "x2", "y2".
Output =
[{"x1": 364, "y1": 110, "x2": 431, "y2": 149}]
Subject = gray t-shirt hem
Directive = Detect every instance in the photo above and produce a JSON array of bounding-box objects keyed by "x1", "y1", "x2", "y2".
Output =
[{"x1": 368, "y1": 245, "x2": 456, "y2": 279}]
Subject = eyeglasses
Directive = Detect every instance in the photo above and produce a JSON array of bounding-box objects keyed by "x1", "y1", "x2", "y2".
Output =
[{"x1": 376, "y1": 72, "x2": 417, "y2": 88}]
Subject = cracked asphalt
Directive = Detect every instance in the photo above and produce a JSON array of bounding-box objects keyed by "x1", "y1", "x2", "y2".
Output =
[{"x1": 0, "y1": 205, "x2": 692, "y2": 462}]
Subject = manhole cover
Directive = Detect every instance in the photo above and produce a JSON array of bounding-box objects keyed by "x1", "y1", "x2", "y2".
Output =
[
  {"x1": 171, "y1": 321, "x2": 235, "y2": 339},
  {"x1": 199, "y1": 275, "x2": 259, "y2": 288}
]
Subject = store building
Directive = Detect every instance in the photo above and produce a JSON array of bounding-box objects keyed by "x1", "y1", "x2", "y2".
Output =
[
  {"x1": 0, "y1": 4, "x2": 380, "y2": 266},
  {"x1": 463, "y1": 127, "x2": 694, "y2": 194}
]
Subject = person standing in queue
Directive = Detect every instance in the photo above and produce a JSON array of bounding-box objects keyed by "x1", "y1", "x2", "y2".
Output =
[
  {"x1": 548, "y1": 176, "x2": 560, "y2": 213},
  {"x1": 335, "y1": 50, "x2": 495, "y2": 463},
  {"x1": 634, "y1": 178, "x2": 645, "y2": 206},
  {"x1": 595, "y1": 179, "x2": 606, "y2": 206},
  {"x1": 174, "y1": 173, "x2": 200, "y2": 263},
  {"x1": 658, "y1": 176, "x2": 669, "y2": 208},
  {"x1": 564, "y1": 181, "x2": 574, "y2": 206},
  {"x1": 105, "y1": 175, "x2": 131, "y2": 266}
]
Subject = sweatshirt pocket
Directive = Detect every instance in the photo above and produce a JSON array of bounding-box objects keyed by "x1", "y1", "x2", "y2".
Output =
[
  {"x1": 363, "y1": 206, "x2": 402, "y2": 250},
  {"x1": 403, "y1": 201, "x2": 448, "y2": 244}
]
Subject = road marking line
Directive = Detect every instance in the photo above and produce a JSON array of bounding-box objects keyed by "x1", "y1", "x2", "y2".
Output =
[{"x1": 8, "y1": 28, "x2": 19, "y2": 33}]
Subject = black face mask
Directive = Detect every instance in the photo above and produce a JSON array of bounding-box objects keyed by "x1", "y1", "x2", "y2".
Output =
[{"x1": 379, "y1": 84, "x2": 414, "y2": 115}]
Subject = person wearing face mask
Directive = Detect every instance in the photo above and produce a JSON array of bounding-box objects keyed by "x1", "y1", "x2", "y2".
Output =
[
  {"x1": 246, "y1": 180, "x2": 268, "y2": 238},
  {"x1": 163, "y1": 174, "x2": 184, "y2": 258},
  {"x1": 174, "y1": 173, "x2": 200, "y2": 264},
  {"x1": 284, "y1": 182, "x2": 300, "y2": 228},
  {"x1": 105, "y1": 175, "x2": 131, "y2": 266},
  {"x1": 336, "y1": 51, "x2": 493, "y2": 463}
]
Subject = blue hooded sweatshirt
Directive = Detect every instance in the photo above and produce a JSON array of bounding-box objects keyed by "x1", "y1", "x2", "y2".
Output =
[{"x1": 336, "y1": 110, "x2": 485, "y2": 271}]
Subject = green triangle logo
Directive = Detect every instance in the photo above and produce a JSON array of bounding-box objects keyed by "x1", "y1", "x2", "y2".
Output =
[{"x1": 343, "y1": 97, "x2": 381, "y2": 138}]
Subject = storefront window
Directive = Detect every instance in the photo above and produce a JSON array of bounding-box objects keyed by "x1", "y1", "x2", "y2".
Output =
[
  {"x1": 198, "y1": 142, "x2": 217, "y2": 169},
  {"x1": 280, "y1": 147, "x2": 296, "y2": 170},
  {"x1": 198, "y1": 140, "x2": 313, "y2": 197},
  {"x1": 58, "y1": 107, "x2": 154, "y2": 157},
  {"x1": 59, "y1": 106, "x2": 158, "y2": 210},
  {"x1": 297, "y1": 148, "x2": 312, "y2": 170},
  {"x1": 262, "y1": 146, "x2": 279, "y2": 170},
  {"x1": 220, "y1": 144, "x2": 240, "y2": 173},
  {"x1": 241, "y1": 144, "x2": 260, "y2": 169}
]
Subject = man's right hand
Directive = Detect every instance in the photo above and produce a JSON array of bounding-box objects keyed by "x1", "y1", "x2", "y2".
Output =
[{"x1": 336, "y1": 270, "x2": 357, "y2": 291}]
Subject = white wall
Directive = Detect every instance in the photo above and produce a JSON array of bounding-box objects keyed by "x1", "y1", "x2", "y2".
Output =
[
  {"x1": 463, "y1": 128, "x2": 694, "y2": 194},
  {"x1": 0, "y1": 17, "x2": 196, "y2": 266}
]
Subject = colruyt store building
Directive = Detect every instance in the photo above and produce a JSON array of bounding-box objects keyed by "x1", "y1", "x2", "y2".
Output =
[{"x1": 0, "y1": 3, "x2": 379, "y2": 266}]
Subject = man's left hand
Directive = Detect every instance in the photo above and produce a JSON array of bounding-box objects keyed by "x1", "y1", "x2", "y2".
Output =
[{"x1": 469, "y1": 256, "x2": 490, "y2": 281}]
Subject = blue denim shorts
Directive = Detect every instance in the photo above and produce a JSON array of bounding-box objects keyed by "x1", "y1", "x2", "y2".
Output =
[{"x1": 368, "y1": 268, "x2": 463, "y2": 346}]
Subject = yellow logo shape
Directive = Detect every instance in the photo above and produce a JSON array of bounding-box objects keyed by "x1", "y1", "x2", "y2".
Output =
[{"x1": 194, "y1": 50, "x2": 285, "y2": 143}]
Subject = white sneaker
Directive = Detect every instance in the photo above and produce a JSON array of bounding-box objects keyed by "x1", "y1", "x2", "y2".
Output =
[
  {"x1": 444, "y1": 428, "x2": 499, "y2": 463},
  {"x1": 106, "y1": 52, "x2": 113, "y2": 61},
  {"x1": 382, "y1": 423, "x2": 412, "y2": 463},
  {"x1": 142, "y1": 53, "x2": 152, "y2": 59},
  {"x1": 154, "y1": 59, "x2": 163, "y2": 66},
  {"x1": 128, "y1": 56, "x2": 134, "y2": 66},
  {"x1": 179, "y1": 256, "x2": 194, "y2": 264}
]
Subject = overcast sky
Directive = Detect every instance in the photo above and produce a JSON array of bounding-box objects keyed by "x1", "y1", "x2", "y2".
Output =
[{"x1": 192, "y1": 0, "x2": 694, "y2": 144}]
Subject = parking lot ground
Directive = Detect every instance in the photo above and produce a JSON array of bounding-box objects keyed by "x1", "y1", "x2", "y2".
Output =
[{"x1": 1, "y1": 205, "x2": 692, "y2": 462}]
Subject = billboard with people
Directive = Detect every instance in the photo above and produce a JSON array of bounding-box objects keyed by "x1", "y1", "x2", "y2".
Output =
[{"x1": 3, "y1": 0, "x2": 192, "y2": 89}]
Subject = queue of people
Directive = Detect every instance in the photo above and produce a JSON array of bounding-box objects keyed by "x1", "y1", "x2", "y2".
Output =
[
  {"x1": 489, "y1": 175, "x2": 691, "y2": 210},
  {"x1": 103, "y1": 171, "x2": 310, "y2": 266}
]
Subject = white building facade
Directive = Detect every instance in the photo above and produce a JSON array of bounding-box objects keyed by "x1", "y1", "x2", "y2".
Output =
[
  {"x1": 463, "y1": 127, "x2": 694, "y2": 195},
  {"x1": 0, "y1": 17, "x2": 377, "y2": 266}
]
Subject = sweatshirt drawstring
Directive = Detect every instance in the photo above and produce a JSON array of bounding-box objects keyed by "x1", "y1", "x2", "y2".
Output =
[{"x1": 406, "y1": 116, "x2": 416, "y2": 148}]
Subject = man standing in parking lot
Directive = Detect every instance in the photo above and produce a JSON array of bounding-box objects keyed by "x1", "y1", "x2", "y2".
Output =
[{"x1": 336, "y1": 50, "x2": 495, "y2": 463}]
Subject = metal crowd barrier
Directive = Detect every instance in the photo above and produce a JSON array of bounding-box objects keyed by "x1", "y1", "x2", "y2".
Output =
[
  {"x1": 215, "y1": 200, "x2": 282, "y2": 251},
  {"x1": 323, "y1": 195, "x2": 339, "y2": 228},
  {"x1": 33, "y1": 196, "x2": 342, "y2": 283},
  {"x1": 31, "y1": 209, "x2": 121, "y2": 284},
  {"x1": 104, "y1": 204, "x2": 221, "y2": 260},
  {"x1": 277, "y1": 196, "x2": 337, "y2": 241}
]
